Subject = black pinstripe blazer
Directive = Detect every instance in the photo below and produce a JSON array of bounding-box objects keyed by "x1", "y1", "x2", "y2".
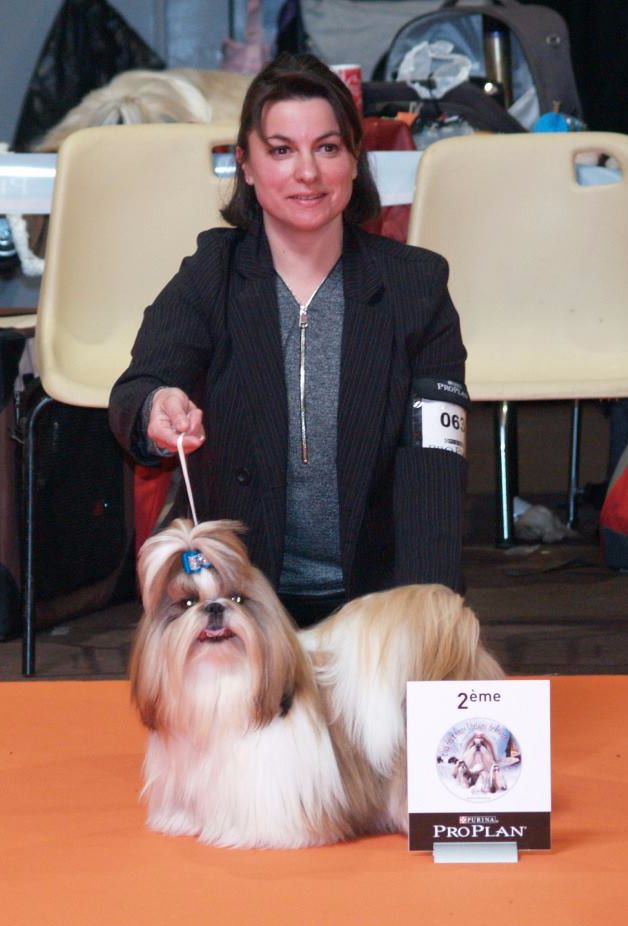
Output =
[{"x1": 109, "y1": 221, "x2": 468, "y2": 597}]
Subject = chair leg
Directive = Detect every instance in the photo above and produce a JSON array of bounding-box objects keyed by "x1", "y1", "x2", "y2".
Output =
[
  {"x1": 21, "y1": 394, "x2": 53, "y2": 677},
  {"x1": 494, "y1": 400, "x2": 518, "y2": 547},
  {"x1": 567, "y1": 399, "x2": 582, "y2": 529}
]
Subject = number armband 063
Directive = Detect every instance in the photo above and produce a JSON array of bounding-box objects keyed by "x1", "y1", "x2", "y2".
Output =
[{"x1": 403, "y1": 378, "x2": 470, "y2": 457}]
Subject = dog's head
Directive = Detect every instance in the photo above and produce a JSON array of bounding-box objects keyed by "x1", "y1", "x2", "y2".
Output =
[
  {"x1": 131, "y1": 518, "x2": 314, "y2": 734},
  {"x1": 461, "y1": 732, "x2": 498, "y2": 773},
  {"x1": 136, "y1": 517, "x2": 250, "y2": 614}
]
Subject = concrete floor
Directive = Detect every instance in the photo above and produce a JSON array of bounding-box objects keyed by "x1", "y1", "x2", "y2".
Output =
[{"x1": 2, "y1": 535, "x2": 626, "y2": 681}]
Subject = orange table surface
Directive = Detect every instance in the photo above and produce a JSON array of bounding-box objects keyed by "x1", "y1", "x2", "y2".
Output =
[{"x1": 1, "y1": 675, "x2": 627, "y2": 925}]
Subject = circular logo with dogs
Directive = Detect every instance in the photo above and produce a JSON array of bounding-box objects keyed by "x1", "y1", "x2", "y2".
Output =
[{"x1": 436, "y1": 718, "x2": 522, "y2": 802}]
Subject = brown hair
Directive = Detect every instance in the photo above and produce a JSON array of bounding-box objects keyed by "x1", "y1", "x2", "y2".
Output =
[{"x1": 220, "y1": 53, "x2": 381, "y2": 228}]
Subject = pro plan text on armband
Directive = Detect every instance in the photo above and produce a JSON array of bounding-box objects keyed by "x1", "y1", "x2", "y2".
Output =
[
  {"x1": 434, "y1": 381, "x2": 467, "y2": 400},
  {"x1": 412, "y1": 399, "x2": 467, "y2": 456}
]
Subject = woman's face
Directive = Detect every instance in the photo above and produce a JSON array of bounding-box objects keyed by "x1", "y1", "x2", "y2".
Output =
[{"x1": 238, "y1": 97, "x2": 358, "y2": 240}]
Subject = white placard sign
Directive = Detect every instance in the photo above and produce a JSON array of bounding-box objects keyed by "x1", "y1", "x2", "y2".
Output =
[{"x1": 407, "y1": 680, "x2": 551, "y2": 852}]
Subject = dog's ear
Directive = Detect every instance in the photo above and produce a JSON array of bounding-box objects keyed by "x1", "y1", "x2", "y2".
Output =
[
  {"x1": 251, "y1": 598, "x2": 306, "y2": 728},
  {"x1": 279, "y1": 691, "x2": 294, "y2": 717},
  {"x1": 129, "y1": 617, "x2": 162, "y2": 730},
  {"x1": 137, "y1": 519, "x2": 196, "y2": 611},
  {"x1": 133, "y1": 691, "x2": 160, "y2": 731},
  {"x1": 242, "y1": 571, "x2": 318, "y2": 728}
]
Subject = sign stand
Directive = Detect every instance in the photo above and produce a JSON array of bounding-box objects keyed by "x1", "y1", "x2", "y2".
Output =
[{"x1": 433, "y1": 841, "x2": 519, "y2": 864}]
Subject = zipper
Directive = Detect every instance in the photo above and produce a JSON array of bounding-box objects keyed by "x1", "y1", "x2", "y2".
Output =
[
  {"x1": 280, "y1": 271, "x2": 330, "y2": 465},
  {"x1": 299, "y1": 304, "x2": 309, "y2": 464}
]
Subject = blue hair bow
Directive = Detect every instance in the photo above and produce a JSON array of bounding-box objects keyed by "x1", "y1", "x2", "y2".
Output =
[{"x1": 182, "y1": 550, "x2": 214, "y2": 574}]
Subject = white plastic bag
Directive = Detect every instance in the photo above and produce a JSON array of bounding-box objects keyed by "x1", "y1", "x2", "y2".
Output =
[{"x1": 397, "y1": 40, "x2": 471, "y2": 98}]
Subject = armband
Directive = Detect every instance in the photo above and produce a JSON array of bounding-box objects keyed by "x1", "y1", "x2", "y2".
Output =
[{"x1": 403, "y1": 378, "x2": 470, "y2": 457}]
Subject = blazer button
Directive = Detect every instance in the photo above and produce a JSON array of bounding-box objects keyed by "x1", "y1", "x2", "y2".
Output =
[{"x1": 235, "y1": 467, "x2": 252, "y2": 486}]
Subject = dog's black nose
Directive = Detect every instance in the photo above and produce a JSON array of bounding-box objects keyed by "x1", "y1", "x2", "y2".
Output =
[
  {"x1": 204, "y1": 601, "x2": 225, "y2": 619},
  {"x1": 204, "y1": 601, "x2": 225, "y2": 632}
]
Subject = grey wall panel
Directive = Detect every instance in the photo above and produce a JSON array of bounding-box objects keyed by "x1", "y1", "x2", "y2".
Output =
[
  {"x1": 165, "y1": 0, "x2": 230, "y2": 69},
  {"x1": 0, "y1": 0, "x2": 59, "y2": 145}
]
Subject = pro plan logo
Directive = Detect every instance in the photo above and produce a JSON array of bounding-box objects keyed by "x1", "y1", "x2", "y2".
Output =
[
  {"x1": 459, "y1": 815, "x2": 498, "y2": 825},
  {"x1": 433, "y1": 816, "x2": 528, "y2": 841}
]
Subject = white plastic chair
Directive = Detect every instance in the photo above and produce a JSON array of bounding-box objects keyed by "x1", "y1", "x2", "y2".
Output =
[
  {"x1": 37, "y1": 122, "x2": 237, "y2": 405},
  {"x1": 22, "y1": 122, "x2": 238, "y2": 674},
  {"x1": 407, "y1": 131, "x2": 628, "y2": 545}
]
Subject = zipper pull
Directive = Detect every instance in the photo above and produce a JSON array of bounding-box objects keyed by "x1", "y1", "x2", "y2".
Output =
[{"x1": 299, "y1": 305, "x2": 308, "y2": 328}]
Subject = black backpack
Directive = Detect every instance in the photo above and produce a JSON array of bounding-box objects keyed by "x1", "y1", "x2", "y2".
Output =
[{"x1": 380, "y1": 0, "x2": 583, "y2": 129}]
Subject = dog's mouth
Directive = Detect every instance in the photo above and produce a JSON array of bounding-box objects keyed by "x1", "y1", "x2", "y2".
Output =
[
  {"x1": 195, "y1": 599, "x2": 243, "y2": 644},
  {"x1": 198, "y1": 625, "x2": 236, "y2": 643}
]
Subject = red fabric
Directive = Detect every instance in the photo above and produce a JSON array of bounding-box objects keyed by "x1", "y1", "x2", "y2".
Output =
[
  {"x1": 362, "y1": 204, "x2": 413, "y2": 243},
  {"x1": 362, "y1": 116, "x2": 417, "y2": 153},
  {"x1": 133, "y1": 461, "x2": 175, "y2": 553},
  {"x1": 601, "y1": 467, "x2": 628, "y2": 533},
  {"x1": 361, "y1": 117, "x2": 416, "y2": 243}
]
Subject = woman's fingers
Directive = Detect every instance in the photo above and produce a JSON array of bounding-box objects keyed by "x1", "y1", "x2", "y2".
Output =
[{"x1": 147, "y1": 388, "x2": 206, "y2": 453}]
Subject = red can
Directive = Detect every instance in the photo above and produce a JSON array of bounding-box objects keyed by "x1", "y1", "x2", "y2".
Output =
[{"x1": 330, "y1": 63, "x2": 363, "y2": 114}]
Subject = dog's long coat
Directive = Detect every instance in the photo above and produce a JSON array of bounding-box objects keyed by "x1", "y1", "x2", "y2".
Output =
[{"x1": 131, "y1": 519, "x2": 503, "y2": 848}]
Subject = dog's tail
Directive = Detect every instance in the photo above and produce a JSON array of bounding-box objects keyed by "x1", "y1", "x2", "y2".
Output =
[
  {"x1": 381, "y1": 584, "x2": 504, "y2": 684},
  {"x1": 309, "y1": 584, "x2": 503, "y2": 774}
]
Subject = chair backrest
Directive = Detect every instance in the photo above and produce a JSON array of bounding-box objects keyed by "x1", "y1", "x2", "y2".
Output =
[
  {"x1": 407, "y1": 131, "x2": 628, "y2": 401},
  {"x1": 36, "y1": 122, "x2": 238, "y2": 407}
]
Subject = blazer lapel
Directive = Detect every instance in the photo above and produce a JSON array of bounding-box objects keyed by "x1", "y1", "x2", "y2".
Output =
[
  {"x1": 229, "y1": 227, "x2": 288, "y2": 550},
  {"x1": 337, "y1": 227, "x2": 392, "y2": 577}
]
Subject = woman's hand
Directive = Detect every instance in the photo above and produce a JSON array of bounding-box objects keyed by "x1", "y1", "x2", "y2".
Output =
[{"x1": 147, "y1": 387, "x2": 205, "y2": 454}]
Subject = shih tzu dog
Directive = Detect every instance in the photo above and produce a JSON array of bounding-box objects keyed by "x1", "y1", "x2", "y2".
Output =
[
  {"x1": 33, "y1": 68, "x2": 252, "y2": 152},
  {"x1": 454, "y1": 732, "x2": 505, "y2": 794},
  {"x1": 131, "y1": 518, "x2": 503, "y2": 849},
  {"x1": 454, "y1": 731, "x2": 520, "y2": 795}
]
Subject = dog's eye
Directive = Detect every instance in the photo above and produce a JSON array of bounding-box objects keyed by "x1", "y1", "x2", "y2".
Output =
[
  {"x1": 165, "y1": 595, "x2": 198, "y2": 624},
  {"x1": 230, "y1": 594, "x2": 244, "y2": 604}
]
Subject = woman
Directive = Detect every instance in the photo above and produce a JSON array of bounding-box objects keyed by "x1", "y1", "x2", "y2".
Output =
[{"x1": 109, "y1": 53, "x2": 469, "y2": 626}]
